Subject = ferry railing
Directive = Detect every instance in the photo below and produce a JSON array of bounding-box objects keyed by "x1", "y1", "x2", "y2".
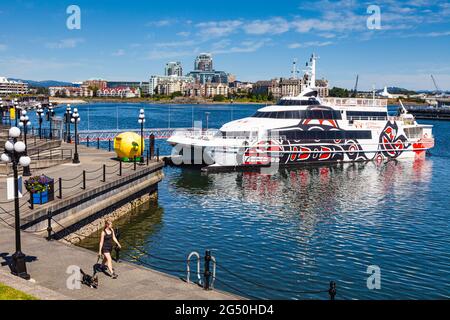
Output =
[{"x1": 322, "y1": 97, "x2": 388, "y2": 107}]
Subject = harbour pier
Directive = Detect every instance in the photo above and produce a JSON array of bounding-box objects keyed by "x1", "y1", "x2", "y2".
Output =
[
  {"x1": 0, "y1": 142, "x2": 164, "y2": 235},
  {"x1": 0, "y1": 129, "x2": 241, "y2": 299}
]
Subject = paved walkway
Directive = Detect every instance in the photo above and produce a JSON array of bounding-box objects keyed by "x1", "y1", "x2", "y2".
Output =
[{"x1": 0, "y1": 223, "x2": 239, "y2": 300}]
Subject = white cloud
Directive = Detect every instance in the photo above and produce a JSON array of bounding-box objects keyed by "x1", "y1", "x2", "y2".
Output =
[
  {"x1": 177, "y1": 31, "x2": 191, "y2": 37},
  {"x1": 243, "y1": 17, "x2": 289, "y2": 35},
  {"x1": 146, "y1": 49, "x2": 199, "y2": 60},
  {"x1": 212, "y1": 39, "x2": 271, "y2": 54},
  {"x1": 288, "y1": 41, "x2": 333, "y2": 49},
  {"x1": 45, "y1": 38, "x2": 84, "y2": 49},
  {"x1": 156, "y1": 40, "x2": 199, "y2": 47},
  {"x1": 196, "y1": 20, "x2": 243, "y2": 39},
  {"x1": 146, "y1": 19, "x2": 173, "y2": 27},
  {"x1": 112, "y1": 49, "x2": 125, "y2": 56}
]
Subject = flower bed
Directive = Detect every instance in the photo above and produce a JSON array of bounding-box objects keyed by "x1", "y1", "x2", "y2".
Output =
[{"x1": 24, "y1": 175, "x2": 54, "y2": 205}]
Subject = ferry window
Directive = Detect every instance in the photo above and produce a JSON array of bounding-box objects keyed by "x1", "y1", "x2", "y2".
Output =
[{"x1": 346, "y1": 111, "x2": 387, "y2": 118}]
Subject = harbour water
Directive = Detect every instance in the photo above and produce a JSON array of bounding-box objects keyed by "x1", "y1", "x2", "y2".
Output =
[{"x1": 50, "y1": 103, "x2": 450, "y2": 300}]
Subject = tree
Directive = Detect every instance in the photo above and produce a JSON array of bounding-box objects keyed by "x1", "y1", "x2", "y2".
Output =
[
  {"x1": 88, "y1": 85, "x2": 99, "y2": 97},
  {"x1": 170, "y1": 91, "x2": 183, "y2": 99},
  {"x1": 329, "y1": 87, "x2": 350, "y2": 98},
  {"x1": 213, "y1": 94, "x2": 226, "y2": 102}
]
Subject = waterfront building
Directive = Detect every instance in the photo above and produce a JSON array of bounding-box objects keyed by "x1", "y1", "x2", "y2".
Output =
[
  {"x1": 186, "y1": 70, "x2": 229, "y2": 85},
  {"x1": 253, "y1": 79, "x2": 281, "y2": 98},
  {"x1": 107, "y1": 81, "x2": 141, "y2": 89},
  {"x1": 253, "y1": 77, "x2": 328, "y2": 99},
  {"x1": 49, "y1": 85, "x2": 93, "y2": 97},
  {"x1": 205, "y1": 83, "x2": 229, "y2": 97},
  {"x1": 315, "y1": 79, "x2": 329, "y2": 97},
  {"x1": 184, "y1": 83, "x2": 206, "y2": 97},
  {"x1": 280, "y1": 78, "x2": 303, "y2": 97},
  {"x1": 165, "y1": 62, "x2": 183, "y2": 77},
  {"x1": 83, "y1": 79, "x2": 107, "y2": 90},
  {"x1": 229, "y1": 81, "x2": 254, "y2": 95},
  {"x1": 194, "y1": 53, "x2": 213, "y2": 71},
  {"x1": 97, "y1": 86, "x2": 141, "y2": 98},
  {"x1": 149, "y1": 75, "x2": 194, "y2": 96},
  {"x1": 140, "y1": 82, "x2": 151, "y2": 96},
  {"x1": 186, "y1": 53, "x2": 229, "y2": 84},
  {"x1": 0, "y1": 77, "x2": 29, "y2": 96}
]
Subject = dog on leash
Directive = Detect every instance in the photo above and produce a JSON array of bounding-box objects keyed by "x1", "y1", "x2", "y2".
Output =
[{"x1": 80, "y1": 269, "x2": 98, "y2": 289}]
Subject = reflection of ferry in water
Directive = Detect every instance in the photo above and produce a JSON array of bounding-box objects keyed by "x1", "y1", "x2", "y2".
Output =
[{"x1": 168, "y1": 54, "x2": 435, "y2": 169}]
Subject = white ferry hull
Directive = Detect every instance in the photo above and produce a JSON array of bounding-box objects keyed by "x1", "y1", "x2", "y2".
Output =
[{"x1": 168, "y1": 120, "x2": 434, "y2": 169}]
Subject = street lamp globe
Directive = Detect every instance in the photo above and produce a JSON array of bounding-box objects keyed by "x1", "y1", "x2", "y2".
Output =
[
  {"x1": 1, "y1": 153, "x2": 11, "y2": 162},
  {"x1": 5, "y1": 140, "x2": 14, "y2": 151},
  {"x1": 14, "y1": 141, "x2": 26, "y2": 153},
  {"x1": 9, "y1": 127, "x2": 21, "y2": 138},
  {"x1": 19, "y1": 156, "x2": 31, "y2": 167}
]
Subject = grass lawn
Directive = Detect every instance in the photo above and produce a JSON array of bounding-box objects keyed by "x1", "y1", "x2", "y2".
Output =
[{"x1": 0, "y1": 282, "x2": 37, "y2": 300}]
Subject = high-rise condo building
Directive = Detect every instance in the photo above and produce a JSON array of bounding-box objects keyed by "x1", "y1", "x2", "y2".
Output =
[{"x1": 165, "y1": 62, "x2": 183, "y2": 77}]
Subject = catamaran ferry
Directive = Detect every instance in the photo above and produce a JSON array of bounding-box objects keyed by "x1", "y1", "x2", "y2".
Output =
[{"x1": 168, "y1": 55, "x2": 434, "y2": 169}]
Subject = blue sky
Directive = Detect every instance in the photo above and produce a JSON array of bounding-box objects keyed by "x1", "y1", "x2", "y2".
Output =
[{"x1": 0, "y1": 0, "x2": 449, "y2": 90}]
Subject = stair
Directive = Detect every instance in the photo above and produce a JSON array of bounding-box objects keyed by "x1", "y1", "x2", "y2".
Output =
[{"x1": 0, "y1": 125, "x2": 72, "y2": 176}]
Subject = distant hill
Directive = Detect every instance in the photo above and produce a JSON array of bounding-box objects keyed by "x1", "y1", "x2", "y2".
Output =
[
  {"x1": 379, "y1": 87, "x2": 417, "y2": 95},
  {"x1": 9, "y1": 79, "x2": 77, "y2": 88}
]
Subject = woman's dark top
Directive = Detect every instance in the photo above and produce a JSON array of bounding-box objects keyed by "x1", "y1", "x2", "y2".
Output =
[{"x1": 102, "y1": 230, "x2": 113, "y2": 253}]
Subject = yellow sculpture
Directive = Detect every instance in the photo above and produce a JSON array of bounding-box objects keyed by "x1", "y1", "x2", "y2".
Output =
[{"x1": 114, "y1": 132, "x2": 144, "y2": 161}]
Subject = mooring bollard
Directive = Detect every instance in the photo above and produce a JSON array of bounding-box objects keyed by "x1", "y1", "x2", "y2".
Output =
[
  {"x1": 108, "y1": 139, "x2": 111, "y2": 152},
  {"x1": 119, "y1": 158, "x2": 122, "y2": 176},
  {"x1": 329, "y1": 281, "x2": 336, "y2": 300},
  {"x1": 58, "y1": 177, "x2": 62, "y2": 199},
  {"x1": 146, "y1": 148, "x2": 149, "y2": 166},
  {"x1": 204, "y1": 250, "x2": 212, "y2": 290},
  {"x1": 102, "y1": 164, "x2": 106, "y2": 182},
  {"x1": 133, "y1": 156, "x2": 137, "y2": 171},
  {"x1": 150, "y1": 134, "x2": 155, "y2": 159},
  {"x1": 82, "y1": 170, "x2": 86, "y2": 190},
  {"x1": 46, "y1": 211, "x2": 52, "y2": 241},
  {"x1": 157, "y1": 147, "x2": 160, "y2": 162},
  {"x1": 29, "y1": 192, "x2": 34, "y2": 210}
]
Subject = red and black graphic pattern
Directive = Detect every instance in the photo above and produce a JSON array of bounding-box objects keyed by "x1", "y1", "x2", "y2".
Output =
[{"x1": 375, "y1": 121, "x2": 410, "y2": 159}]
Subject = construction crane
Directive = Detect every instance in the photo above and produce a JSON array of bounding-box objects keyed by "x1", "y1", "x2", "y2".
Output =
[
  {"x1": 431, "y1": 75, "x2": 442, "y2": 95},
  {"x1": 352, "y1": 75, "x2": 359, "y2": 97}
]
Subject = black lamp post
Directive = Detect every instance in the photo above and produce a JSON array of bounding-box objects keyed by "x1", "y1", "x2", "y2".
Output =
[
  {"x1": 46, "y1": 103, "x2": 54, "y2": 139},
  {"x1": 0, "y1": 97, "x2": 3, "y2": 124},
  {"x1": 36, "y1": 105, "x2": 44, "y2": 139},
  {"x1": 65, "y1": 104, "x2": 72, "y2": 143},
  {"x1": 71, "y1": 108, "x2": 80, "y2": 164},
  {"x1": 138, "y1": 109, "x2": 145, "y2": 163},
  {"x1": 1, "y1": 127, "x2": 31, "y2": 280},
  {"x1": 13, "y1": 99, "x2": 19, "y2": 127},
  {"x1": 19, "y1": 110, "x2": 32, "y2": 177}
]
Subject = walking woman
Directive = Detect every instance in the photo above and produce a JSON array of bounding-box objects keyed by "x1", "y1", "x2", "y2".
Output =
[{"x1": 98, "y1": 220, "x2": 121, "y2": 279}]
